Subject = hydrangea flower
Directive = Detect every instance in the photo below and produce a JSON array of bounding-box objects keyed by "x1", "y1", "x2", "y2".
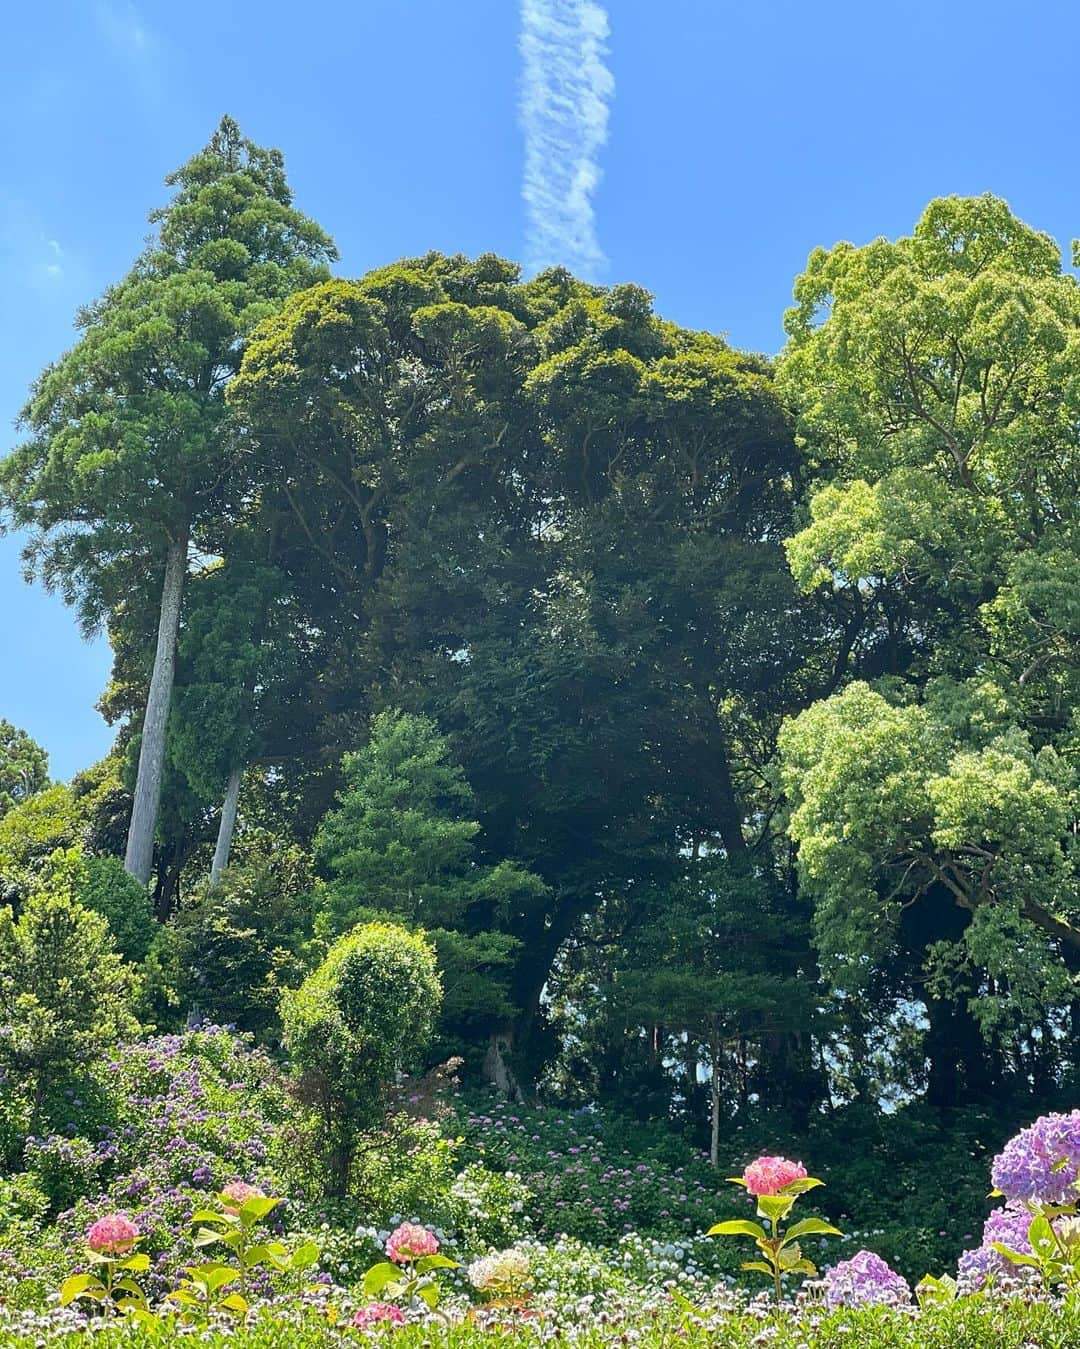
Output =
[
  {"x1": 385, "y1": 1223, "x2": 439, "y2": 1263},
  {"x1": 957, "y1": 1201, "x2": 1037, "y2": 1290},
  {"x1": 87, "y1": 1213, "x2": 140, "y2": 1254},
  {"x1": 468, "y1": 1247, "x2": 531, "y2": 1293},
  {"x1": 220, "y1": 1180, "x2": 266, "y2": 1213},
  {"x1": 822, "y1": 1249, "x2": 911, "y2": 1307},
  {"x1": 956, "y1": 1242, "x2": 994, "y2": 1293},
  {"x1": 741, "y1": 1156, "x2": 808, "y2": 1196},
  {"x1": 991, "y1": 1111, "x2": 1080, "y2": 1204},
  {"x1": 982, "y1": 1202, "x2": 1034, "y2": 1257},
  {"x1": 353, "y1": 1301, "x2": 406, "y2": 1326}
]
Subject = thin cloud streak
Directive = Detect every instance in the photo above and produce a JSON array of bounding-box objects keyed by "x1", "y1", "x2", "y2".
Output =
[
  {"x1": 93, "y1": 0, "x2": 153, "y2": 61},
  {"x1": 92, "y1": 0, "x2": 170, "y2": 110},
  {"x1": 519, "y1": 0, "x2": 614, "y2": 281}
]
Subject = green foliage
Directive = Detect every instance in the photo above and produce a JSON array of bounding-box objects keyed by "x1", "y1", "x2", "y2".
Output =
[
  {"x1": 0, "y1": 1172, "x2": 48, "y2": 1231},
  {"x1": 0, "y1": 786, "x2": 79, "y2": 903},
  {"x1": 182, "y1": 1189, "x2": 318, "y2": 1314},
  {"x1": 0, "y1": 721, "x2": 48, "y2": 818},
  {"x1": 0, "y1": 757, "x2": 130, "y2": 906},
  {"x1": 281, "y1": 922, "x2": 442, "y2": 1192},
  {"x1": 283, "y1": 922, "x2": 442, "y2": 1102},
  {"x1": 60, "y1": 1249, "x2": 152, "y2": 1319},
  {"x1": 314, "y1": 711, "x2": 485, "y2": 931},
  {"x1": 229, "y1": 244, "x2": 811, "y2": 1089},
  {"x1": 25, "y1": 1134, "x2": 112, "y2": 1214},
  {"x1": 774, "y1": 195, "x2": 1080, "y2": 1095},
  {"x1": 2, "y1": 115, "x2": 337, "y2": 889},
  {"x1": 75, "y1": 855, "x2": 155, "y2": 962},
  {"x1": 168, "y1": 838, "x2": 314, "y2": 1037},
  {"x1": 2, "y1": 115, "x2": 336, "y2": 633},
  {"x1": 167, "y1": 557, "x2": 303, "y2": 810},
  {"x1": 0, "y1": 853, "x2": 138, "y2": 1102},
  {"x1": 313, "y1": 712, "x2": 541, "y2": 1051}
]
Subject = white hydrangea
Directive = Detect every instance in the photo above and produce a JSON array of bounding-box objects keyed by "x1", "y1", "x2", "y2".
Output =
[{"x1": 468, "y1": 1246, "x2": 532, "y2": 1293}]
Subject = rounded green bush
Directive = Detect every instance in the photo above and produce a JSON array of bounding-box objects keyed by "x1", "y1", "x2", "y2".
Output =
[{"x1": 282, "y1": 921, "x2": 442, "y2": 1129}]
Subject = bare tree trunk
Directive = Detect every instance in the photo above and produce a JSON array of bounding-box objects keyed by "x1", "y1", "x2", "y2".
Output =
[
  {"x1": 210, "y1": 764, "x2": 243, "y2": 886},
  {"x1": 125, "y1": 530, "x2": 187, "y2": 886},
  {"x1": 154, "y1": 830, "x2": 191, "y2": 923},
  {"x1": 710, "y1": 1020, "x2": 722, "y2": 1167}
]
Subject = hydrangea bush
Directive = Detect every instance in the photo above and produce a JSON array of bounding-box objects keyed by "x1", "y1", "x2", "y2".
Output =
[
  {"x1": 457, "y1": 1099, "x2": 727, "y2": 1245},
  {"x1": 0, "y1": 1022, "x2": 1078, "y2": 1343}
]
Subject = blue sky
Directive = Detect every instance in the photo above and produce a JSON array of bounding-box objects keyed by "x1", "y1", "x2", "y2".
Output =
[{"x1": 3, "y1": 0, "x2": 1077, "y2": 779}]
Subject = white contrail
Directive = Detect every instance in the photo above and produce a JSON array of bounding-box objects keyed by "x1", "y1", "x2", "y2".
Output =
[{"x1": 519, "y1": 0, "x2": 614, "y2": 281}]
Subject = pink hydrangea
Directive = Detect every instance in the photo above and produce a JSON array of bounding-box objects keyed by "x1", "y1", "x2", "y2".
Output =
[
  {"x1": 385, "y1": 1223, "x2": 439, "y2": 1263},
  {"x1": 87, "y1": 1213, "x2": 140, "y2": 1254},
  {"x1": 220, "y1": 1181, "x2": 266, "y2": 1213},
  {"x1": 742, "y1": 1155, "x2": 808, "y2": 1196},
  {"x1": 353, "y1": 1302, "x2": 406, "y2": 1327}
]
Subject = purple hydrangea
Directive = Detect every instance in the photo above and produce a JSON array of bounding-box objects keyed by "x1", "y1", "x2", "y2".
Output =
[
  {"x1": 955, "y1": 1202, "x2": 1034, "y2": 1290},
  {"x1": 956, "y1": 1243, "x2": 994, "y2": 1293},
  {"x1": 991, "y1": 1111, "x2": 1080, "y2": 1204},
  {"x1": 982, "y1": 1203, "x2": 1034, "y2": 1256},
  {"x1": 960, "y1": 1197, "x2": 1035, "y2": 1289},
  {"x1": 822, "y1": 1250, "x2": 911, "y2": 1307}
]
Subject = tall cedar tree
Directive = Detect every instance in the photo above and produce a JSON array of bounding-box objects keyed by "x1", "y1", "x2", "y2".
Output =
[{"x1": 0, "y1": 118, "x2": 335, "y2": 884}]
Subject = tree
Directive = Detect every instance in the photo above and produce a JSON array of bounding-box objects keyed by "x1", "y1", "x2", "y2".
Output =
[
  {"x1": 166, "y1": 551, "x2": 302, "y2": 884},
  {"x1": 0, "y1": 117, "x2": 335, "y2": 885},
  {"x1": 313, "y1": 710, "x2": 545, "y2": 1082},
  {"x1": 777, "y1": 196, "x2": 1080, "y2": 1100},
  {"x1": 280, "y1": 921, "x2": 441, "y2": 1195},
  {"x1": 779, "y1": 194, "x2": 1078, "y2": 700},
  {"x1": 168, "y1": 832, "x2": 314, "y2": 1037},
  {"x1": 780, "y1": 683, "x2": 1075, "y2": 1079},
  {"x1": 550, "y1": 858, "x2": 819, "y2": 1143},
  {"x1": 0, "y1": 850, "x2": 138, "y2": 1114},
  {"x1": 343, "y1": 265, "x2": 822, "y2": 1088},
  {"x1": 0, "y1": 755, "x2": 129, "y2": 906},
  {"x1": 0, "y1": 722, "x2": 48, "y2": 817}
]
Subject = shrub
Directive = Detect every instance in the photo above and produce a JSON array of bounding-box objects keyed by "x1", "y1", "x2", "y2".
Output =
[
  {"x1": 168, "y1": 843, "x2": 315, "y2": 1037},
  {"x1": 75, "y1": 855, "x2": 154, "y2": 962},
  {"x1": 24, "y1": 1134, "x2": 113, "y2": 1214},
  {"x1": 280, "y1": 922, "x2": 442, "y2": 1195},
  {"x1": 0, "y1": 1172, "x2": 47, "y2": 1231},
  {"x1": 0, "y1": 854, "x2": 138, "y2": 1111}
]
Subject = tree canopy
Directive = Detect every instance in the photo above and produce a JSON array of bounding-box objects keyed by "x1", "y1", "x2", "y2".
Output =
[{"x1": 2, "y1": 130, "x2": 1077, "y2": 1138}]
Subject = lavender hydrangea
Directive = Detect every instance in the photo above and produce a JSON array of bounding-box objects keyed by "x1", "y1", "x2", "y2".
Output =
[
  {"x1": 956, "y1": 1242, "x2": 994, "y2": 1293},
  {"x1": 821, "y1": 1250, "x2": 911, "y2": 1307},
  {"x1": 982, "y1": 1203, "x2": 1034, "y2": 1257},
  {"x1": 991, "y1": 1111, "x2": 1080, "y2": 1204},
  {"x1": 955, "y1": 1202, "x2": 1035, "y2": 1291}
]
